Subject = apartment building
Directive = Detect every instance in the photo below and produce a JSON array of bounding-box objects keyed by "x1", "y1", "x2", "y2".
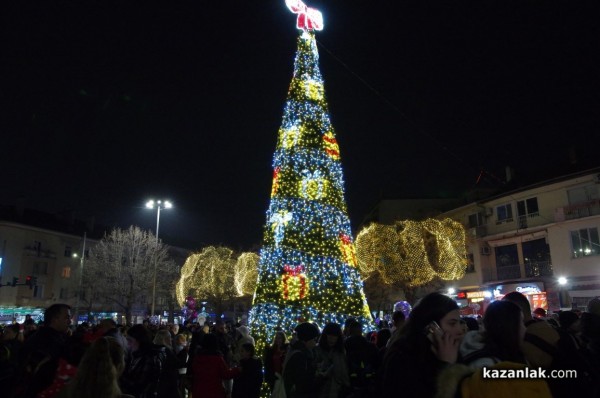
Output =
[{"x1": 440, "y1": 168, "x2": 600, "y2": 313}]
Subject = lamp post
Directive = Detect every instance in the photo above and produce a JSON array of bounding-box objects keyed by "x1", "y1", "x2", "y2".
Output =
[
  {"x1": 73, "y1": 232, "x2": 87, "y2": 325},
  {"x1": 146, "y1": 199, "x2": 172, "y2": 317}
]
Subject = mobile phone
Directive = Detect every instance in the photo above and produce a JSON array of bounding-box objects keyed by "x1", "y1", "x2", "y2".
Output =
[{"x1": 425, "y1": 321, "x2": 443, "y2": 342}]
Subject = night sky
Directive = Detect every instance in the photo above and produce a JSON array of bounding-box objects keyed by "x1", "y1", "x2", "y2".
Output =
[{"x1": 2, "y1": 1, "x2": 600, "y2": 250}]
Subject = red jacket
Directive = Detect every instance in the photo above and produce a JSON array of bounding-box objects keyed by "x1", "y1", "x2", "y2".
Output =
[{"x1": 192, "y1": 352, "x2": 240, "y2": 398}]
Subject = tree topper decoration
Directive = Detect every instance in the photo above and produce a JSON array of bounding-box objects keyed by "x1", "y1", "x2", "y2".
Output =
[{"x1": 286, "y1": 0, "x2": 323, "y2": 31}]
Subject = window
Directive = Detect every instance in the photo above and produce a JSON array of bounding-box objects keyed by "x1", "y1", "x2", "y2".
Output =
[
  {"x1": 571, "y1": 227, "x2": 600, "y2": 258},
  {"x1": 64, "y1": 246, "x2": 72, "y2": 257},
  {"x1": 568, "y1": 185, "x2": 599, "y2": 205},
  {"x1": 62, "y1": 267, "x2": 71, "y2": 278},
  {"x1": 517, "y1": 197, "x2": 539, "y2": 228},
  {"x1": 468, "y1": 213, "x2": 484, "y2": 228},
  {"x1": 466, "y1": 253, "x2": 475, "y2": 273},
  {"x1": 496, "y1": 203, "x2": 513, "y2": 224}
]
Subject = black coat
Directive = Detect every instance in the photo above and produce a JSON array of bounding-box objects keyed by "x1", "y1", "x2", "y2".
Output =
[{"x1": 232, "y1": 357, "x2": 263, "y2": 398}]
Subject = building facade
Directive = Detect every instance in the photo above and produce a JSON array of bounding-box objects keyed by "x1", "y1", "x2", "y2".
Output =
[{"x1": 440, "y1": 168, "x2": 600, "y2": 313}]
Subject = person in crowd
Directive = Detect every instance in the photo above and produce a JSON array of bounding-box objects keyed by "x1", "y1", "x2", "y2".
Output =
[
  {"x1": 579, "y1": 298, "x2": 600, "y2": 398},
  {"x1": 1, "y1": 324, "x2": 24, "y2": 396},
  {"x1": 314, "y1": 323, "x2": 349, "y2": 398},
  {"x1": 120, "y1": 324, "x2": 166, "y2": 398},
  {"x1": 173, "y1": 334, "x2": 190, "y2": 398},
  {"x1": 263, "y1": 330, "x2": 288, "y2": 393},
  {"x1": 502, "y1": 291, "x2": 559, "y2": 369},
  {"x1": 462, "y1": 317, "x2": 479, "y2": 332},
  {"x1": 283, "y1": 322, "x2": 321, "y2": 398},
  {"x1": 374, "y1": 328, "x2": 391, "y2": 352},
  {"x1": 460, "y1": 300, "x2": 527, "y2": 367},
  {"x1": 56, "y1": 336, "x2": 133, "y2": 398},
  {"x1": 232, "y1": 343, "x2": 262, "y2": 398},
  {"x1": 98, "y1": 319, "x2": 129, "y2": 358},
  {"x1": 153, "y1": 329, "x2": 182, "y2": 398},
  {"x1": 213, "y1": 320, "x2": 235, "y2": 397},
  {"x1": 16, "y1": 303, "x2": 72, "y2": 398},
  {"x1": 233, "y1": 326, "x2": 255, "y2": 364},
  {"x1": 381, "y1": 292, "x2": 465, "y2": 398},
  {"x1": 344, "y1": 318, "x2": 379, "y2": 396},
  {"x1": 191, "y1": 333, "x2": 240, "y2": 398},
  {"x1": 386, "y1": 310, "x2": 406, "y2": 348}
]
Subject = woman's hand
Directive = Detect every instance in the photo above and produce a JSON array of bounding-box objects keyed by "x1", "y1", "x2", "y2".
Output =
[{"x1": 430, "y1": 331, "x2": 460, "y2": 364}]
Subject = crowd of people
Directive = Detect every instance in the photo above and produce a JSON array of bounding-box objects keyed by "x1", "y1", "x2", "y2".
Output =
[{"x1": 0, "y1": 293, "x2": 598, "y2": 398}]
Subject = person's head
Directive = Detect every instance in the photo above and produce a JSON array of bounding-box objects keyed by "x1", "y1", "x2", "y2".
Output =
[
  {"x1": 126, "y1": 324, "x2": 152, "y2": 352},
  {"x1": 175, "y1": 333, "x2": 187, "y2": 347},
  {"x1": 67, "y1": 336, "x2": 125, "y2": 398},
  {"x1": 201, "y1": 332, "x2": 219, "y2": 352},
  {"x1": 99, "y1": 318, "x2": 117, "y2": 333},
  {"x1": 392, "y1": 310, "x2": 406, "y2": 329},
  {"x1": 272, "y1": 330, "x2": 287, "y2": 348},
  {"x1": 397, "y1": 292, "x2": 464, "y2": 346},
  {"x1": 215, "y1": 320, "x2": 226, "y2": 334},
  {"x1": 318, "y1": 323, "x2": 344, "y2": 352},
  {"x1": 170, "y1": 324, "x2": 179, "y2": 335},
  {"x1": 236, "y1": 325, "x2": 250, "y2": 339},
  {"x1": 345, "y1": 319, "x2": 363, "y2": 337},
  {"x1": 532, "y1": 308, "x2": 546, "y2": 319},
  {"x1": 483, "y1": 300, "x2": 526, "y2": 363},
  {"x1": 462, "y1": 317, "x2": 479, "y2": 332},
  {"x1": 44, "y1": 304, "x2": 72, "y2": 333},
  {"x1": 153, "y1": 329, "x2": 173, "y2": 349},
  {"x1": 558, "y1": 311, "x2": 580, "y2": 332},
  {"x1": 240, "y1": 343, "x2": 255, "y2": 360},
  {"x1": 294, "y1": 322, "x2": 320, "y2": 349},
  {"x1": 502, "y1": 292, "x2": 532, "y2": 322}
]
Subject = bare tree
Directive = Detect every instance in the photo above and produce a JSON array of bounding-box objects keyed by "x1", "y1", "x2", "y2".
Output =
[{"x1": 84, "y1": 226, "x2": 171, "y2": 323}]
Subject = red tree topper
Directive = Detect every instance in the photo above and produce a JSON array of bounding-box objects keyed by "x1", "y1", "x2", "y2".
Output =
[{"x1": 286, "y1": 0, "x2": 324, "y2": 31}]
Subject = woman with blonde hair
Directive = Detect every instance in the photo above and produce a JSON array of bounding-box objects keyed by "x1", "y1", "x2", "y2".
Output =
[{"x1": 58, "y1": 336, "x2": 132, "y2": 398}]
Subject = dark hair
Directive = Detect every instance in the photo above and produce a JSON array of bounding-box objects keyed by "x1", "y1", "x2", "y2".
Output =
[
  {"x1": 127, "y1": 324, "x2": 152, "y2": 346},
  {"x1": 241, "y1": 343, "x2": 255, "y2": 357},
  {"x1": 502, "y1": 292, "x2": 531, "y2": 317},
  {"x1": 376, "y1": 328, "x2": 392, "y2": 349},
  {"x1": 44, "y1": 304, "x2": 71, "y2": 326},
  {"x1": 201, "y1": 333, "x2": 219, "y2": 352},
  {"x1": 462, "y1": 317, "x2": 479, "y2": 331},
  {"x1": 392, "y1": 311, "x2": 406, "y2": 325},
  {"x1": 483, "y1": 300, "x2": 526, "y2": 363},
  {"x1": 386, "y1": 292, "x2": 459, "y2": 362},
  {"x1": 317, "y1": 323, "x2": 344, "y2": 352},
  {"x1": 558, "y1": 311, "x2": 579, "y2": 330}
]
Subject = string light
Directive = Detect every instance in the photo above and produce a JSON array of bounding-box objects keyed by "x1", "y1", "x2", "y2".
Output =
[
  {"x1": 355, "y1": 219, "x2": 468, "y2": 287},
  {"x1": 249, "y1": 29, "x2": 372, "y2": 356}
]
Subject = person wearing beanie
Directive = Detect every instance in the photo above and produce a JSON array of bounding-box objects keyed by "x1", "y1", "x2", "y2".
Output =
[{"x1": 282, "y1": 322, "x2": 322, "y2": 398}]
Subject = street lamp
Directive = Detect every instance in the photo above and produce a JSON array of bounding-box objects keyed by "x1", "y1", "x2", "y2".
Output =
[{"x1": 146, "y1": 199, "x2": 172, "y2": 317}]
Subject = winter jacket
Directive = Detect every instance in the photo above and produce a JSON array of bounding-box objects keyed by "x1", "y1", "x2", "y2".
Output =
[
  {"x1": 435, "y1": 361, "x2": 552, "y2": 398},
  {"x1": 191, "y1": 350, "x2": 240, "y2": 398},
  {"x1": 120, "y1": 344, "x2": 166, "y2": 398},
  {"x1": 283, "y1": 341, "x2": 321, "y2": 398},
  {"x1": 232, "y1": 357, "x2": 263, "y2": 398},
  {"x1": 459, "y1": 330, "x2": 499, "y2": 368}
]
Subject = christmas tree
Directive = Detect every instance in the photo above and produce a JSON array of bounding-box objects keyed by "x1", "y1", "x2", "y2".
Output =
[{"x1": 249, "y1": 0, "x2": 372, "y2": 354}]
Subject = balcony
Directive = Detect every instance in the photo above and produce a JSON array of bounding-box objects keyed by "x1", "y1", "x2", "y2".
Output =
[
  {"x1": 483, "y1": 261, "x2": 553, "y2": 283},
  {"x1": 557, "y1": 199, "x2": 600, "y2": 221},
  {"x1": 525, "y1": 260, "x2": 553, "y2": 277},
  {"x1": 496, "y1": 265, "x2": 522, "y2": 281}
]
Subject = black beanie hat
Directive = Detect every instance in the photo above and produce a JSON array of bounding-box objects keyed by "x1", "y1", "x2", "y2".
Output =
[{"x1": 294, "y1": 322, "x2": 320, "y2": 342}]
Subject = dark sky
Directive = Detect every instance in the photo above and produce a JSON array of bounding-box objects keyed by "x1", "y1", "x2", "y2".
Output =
[{"x1": 2, "y1": 0, "x2": 600, "y2": 250}]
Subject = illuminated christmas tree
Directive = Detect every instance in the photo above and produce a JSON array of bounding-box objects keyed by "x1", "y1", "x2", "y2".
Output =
[{"x1": 249, "y1": 0, "x2": 372, "y2": 354}]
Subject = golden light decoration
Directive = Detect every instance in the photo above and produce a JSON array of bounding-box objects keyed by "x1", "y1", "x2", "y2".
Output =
[
  {"x1": 176, "y1": 246, "x2": 259, "y2": 308},
  {"x1": 355, "y1": 219, "x2": 468, "y2": 287}
]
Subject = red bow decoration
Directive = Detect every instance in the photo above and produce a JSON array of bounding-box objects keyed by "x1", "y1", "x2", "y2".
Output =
[{"x1": 286, "y1": 0, "x2": 324, "y2": 31}]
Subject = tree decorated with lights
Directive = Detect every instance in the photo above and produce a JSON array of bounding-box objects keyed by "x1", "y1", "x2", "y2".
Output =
[{"x1": 249, "y1": 0, "x2": 372, "y2": 354}]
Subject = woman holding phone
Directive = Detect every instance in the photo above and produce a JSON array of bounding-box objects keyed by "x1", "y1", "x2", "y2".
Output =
[{"x1": 381, "y1": 292, "x2": 465, "y2": 398}]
